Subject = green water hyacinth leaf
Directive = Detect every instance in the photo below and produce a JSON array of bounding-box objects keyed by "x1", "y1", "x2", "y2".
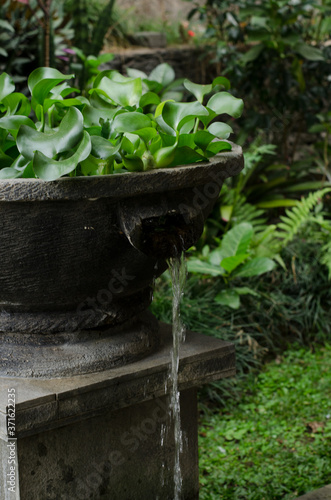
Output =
[
  {"x1": 97, "y1": 77, "x2": 142, "y2": 107},
  {"x1": 33, "y1": 131, "x2": 91, "y2": 181},
  {"x1": 154, "y1": 143, "x2": 177, "y2": 168},
  {"x1": 2, "y1": 93, "x2": 31, "y2": 117},
  {"x1": 126, "y1": 68, "x2": 148, "y2": 80},
  {"x1": 112, "y1": 112, "x2": 152, "y2": 133},
  {"x1": 208, "y1": 122, "x2": 233, "y2": 139},
  {"x1": 91, "y1": 136, "x2": 120, "y2": 160},
  {"x1": 0, "y1": 168, "x2": 21, "y2": 179},
  {"x1": 206, "y1": 141, "x2": 232, "y2": 156},
  {"x1": 17, "y1": 107, "x2": 84, "y2": 160},
  {"x1": 0, "y1": 73, "x2": 15, "y2": 102},
  {"x1": 207, "y1": 92, "x2": 244, "y2": 118},
  {"x1": 83, "y1": 104, "x2": 117, "y2": 127},
  {"x1": 149, "y1": 63, "x2": 175, "y2": 87},
  {"x1": 80, "y1": 154, "x2": 113, "y2": 176},
  {"x1": 43, "y1": 97, "x2": 88, "y2": 113},
  {"x1": 167, "y1": 147, "x2": 206, "y2": 168},
  {"x1": 162, "y1": 101, "x2": 209, "y2": 131},
  {"x1": 0, "y1": 116, "x2": 35, "y2": 139},
  {"x1": 28, "y1": 68, "x2": 74, "y2": 105},
  {"x1": 139, "y1": 92, "x2": 161, "y2": 108},
  {"x1": 212, "y1": 76, "x2": 231, "y2": 90},
  {"x1": 122, "y1": 155, "x2": 144, "y2": 172},
  {"x1": 0, "y1": 150, "x2": 15, "y2": 169},
  {"x1": 184, "y1": 80, "x2": 212, "y2": 103},
  {"x1": 130, "y1": 127, "x2": 158, "y2": 143},
  {"x1": 194, "y1": 130, "x2": 215, "y2": 151}
]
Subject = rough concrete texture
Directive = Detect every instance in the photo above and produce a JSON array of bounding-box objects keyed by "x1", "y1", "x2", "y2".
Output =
[
  {"x1": 1, "y1": 389, "x2": 198, "y2": 500},
  {"x1": 296, "y1": 485, "x2": 331, "y2": 500}
]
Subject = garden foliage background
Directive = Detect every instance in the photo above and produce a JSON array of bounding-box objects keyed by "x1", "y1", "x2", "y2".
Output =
[{"x1": 1, "y1": 0, "x2": 331, "y2": 497}]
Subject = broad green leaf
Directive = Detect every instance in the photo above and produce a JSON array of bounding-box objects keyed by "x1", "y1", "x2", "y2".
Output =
[
  {"x1": 28, "y1": 68, "x2": 74, "y2": 105},
  {"x1": 220, "y1": 254, "x2": 250, "y2": 273},
  {"x1": 130, "y1": 127, "x2": 158, "y2": 143},
  {"x1": 206, "y1": 141, "x2": 232, "y2": 156},
  {"x1": 207, "y1": 92, "x2": 244, "y2": 118},
  {"x1": 194, "y1": 130, "x2": 215, "y2": 151},
  {"x1": 154, "y1": 144, "x2": 177, "y2": 168},
  {"x1": 209, "y1": 248, "x2": 224, "y2": 266},
  {"x1": 112, "y1": 112, "x2": 152, "y2": 133},
  {"x1": 149, "y1": 63, "x2": 175, "y2": 87},
  {"x1": 183, "y1": 80, "x2": 212, "y2": 103},
  {"x1": 139, "y1": 92, "x2": 161, "y2": 108},
  {"x1": 83, "y1": 104, "x2": 117, "y2": 127},
  {"x1": 212, "y1": 76, "x2": 231, "y2": 90},
  {"x1": 232, "y1": 257, "x2": 275, "y2": 278},
  {"x1": 0, "y1": 168, "x2": 21, "y2": 179},
  {"x1": 167, "y1": 146, "x2": 206, "y2": 168},
  {"x1": 208, "y1": 122, "x2": 233, "y2": 139},
  {"x1": 178, "y1": 134, "x2": 196, "y2": 149},
  {"x1": 294, "y1": 42, "x2": 324, "y2": 61},
  {"x1": 2, "y1": 93, "x2": 31, "y2": 116},
  {"x1": 220, "y1": 222, "x2": 253, "y2": 258},
  {"x1": 97, "y1": 77, "x2": 142, "y2": 107},
  {"x1": 33, "y1": 131, "x2": 91, "y2": 180},
  {"x1": 162, "y1": 101, "x2": 209, "y2": 131},
  {"x1": 91, "y1": 136, "x2": 120, "y2": 159},
  {"x1": 43, "y1": 97, "x2": 87, "y2": 112},
  {"x1": 0, "y1": 115, "x2": 36, "y2": 139},
  {"x1": 126, "y1": 68, "x2": 148, "y2": 80},
  {"x1": 0, "y1": 73, "x2": 15, "y2": 102},
  {"x1": 214, "y1": 290, "x2": 240, "y2": 309},
  {"x1": 80, "y1": 154, "x2": 113, "y2": 176},
  {"x1": 17, "y1": 107, "x2": 84, "y2": 160},
  {"x1": 199, "y1": 107, "x2": 217, "y2": 128},
  {"x1": 187, "y1": 258, "x2": 225, "y2": 276},
  {"x1": 122, "y1": 155, "x2": 144, "y2": 172}
]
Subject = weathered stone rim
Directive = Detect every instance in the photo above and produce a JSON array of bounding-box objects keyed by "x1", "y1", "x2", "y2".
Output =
[{"x1": 0, "y1": 143, "x2": 243, "y2": 202}]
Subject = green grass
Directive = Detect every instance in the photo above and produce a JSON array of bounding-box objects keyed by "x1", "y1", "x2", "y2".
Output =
[{"x1": 199, "y1": 344, "x2": 331, "y2": 499}]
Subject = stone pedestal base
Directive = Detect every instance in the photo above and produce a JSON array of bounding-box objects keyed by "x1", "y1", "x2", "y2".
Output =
[{"x1": 0, "y1": 324, "x2": 235, "y2": 499}]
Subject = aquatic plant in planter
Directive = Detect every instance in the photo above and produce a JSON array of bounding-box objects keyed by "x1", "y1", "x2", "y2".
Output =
[
  {"x1": 0, "y1": 67, "x2": 244, "y2": 377},
  {"x1": 0, "y1": 68, "x2": 243, "y2": 179}
]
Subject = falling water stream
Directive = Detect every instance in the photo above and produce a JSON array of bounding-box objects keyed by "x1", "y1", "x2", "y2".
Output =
[{"x1": 166, "y1": 252, "x2": 187, "y2": 500}]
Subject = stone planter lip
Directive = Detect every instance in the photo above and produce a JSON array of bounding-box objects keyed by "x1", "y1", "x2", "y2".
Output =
[{"x1": 0, "y1": 143, "x2": 243, "y2": 202}]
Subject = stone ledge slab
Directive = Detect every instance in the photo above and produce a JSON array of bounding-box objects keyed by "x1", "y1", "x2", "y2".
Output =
[{"x1": 0, "y1": 324, "x2": 235, "y2": 440}]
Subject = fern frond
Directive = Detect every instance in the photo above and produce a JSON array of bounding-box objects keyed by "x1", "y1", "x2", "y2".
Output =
[{"x1": 274, "y1": 188, "x2": 331, "y2": 249}]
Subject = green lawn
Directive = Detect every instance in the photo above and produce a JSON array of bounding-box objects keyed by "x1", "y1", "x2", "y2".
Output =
[{"x1": 199, "y1": 344, "x2": 331, "y2": 499}]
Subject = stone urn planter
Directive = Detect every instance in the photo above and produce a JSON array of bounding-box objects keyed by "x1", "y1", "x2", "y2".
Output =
[{"x1": 0, "y1": 145, "x2": 243, "y2": 378}]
